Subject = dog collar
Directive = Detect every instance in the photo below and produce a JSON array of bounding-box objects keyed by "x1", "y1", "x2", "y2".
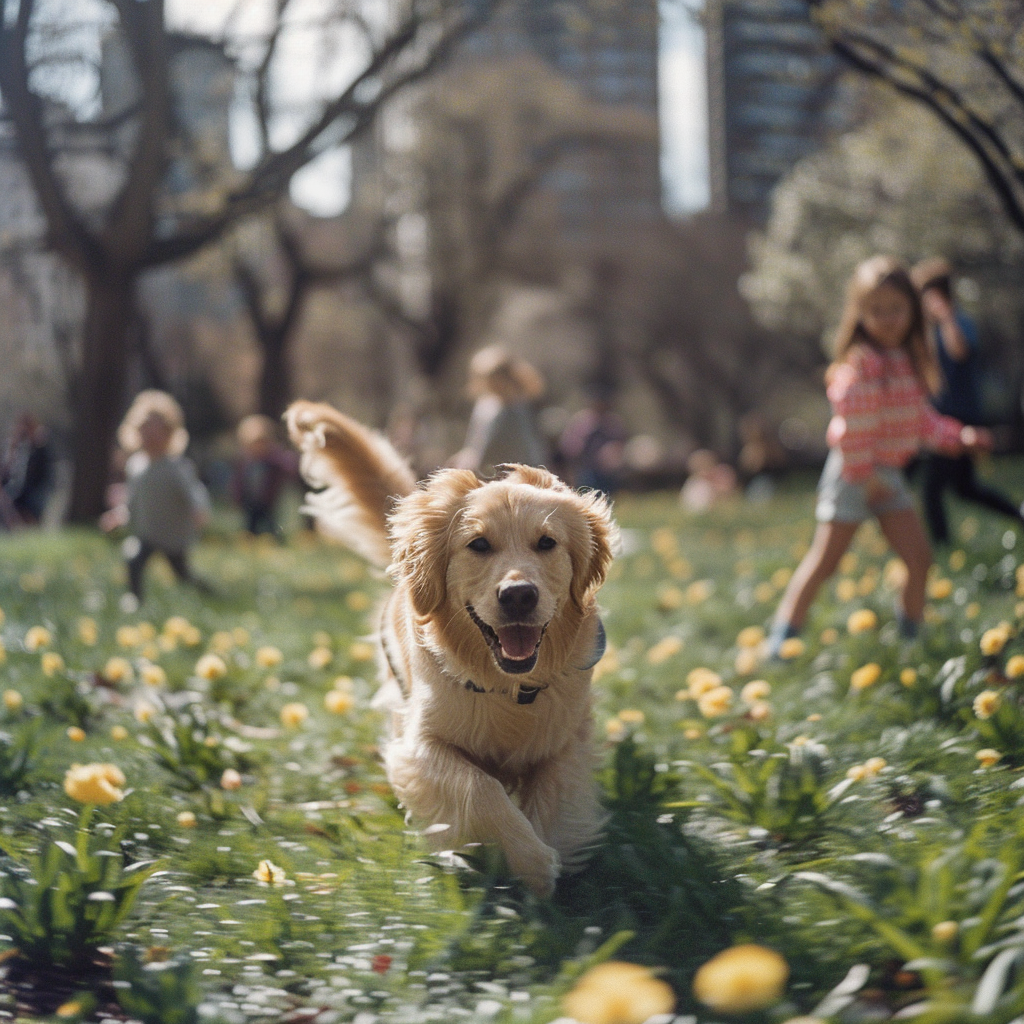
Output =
[
  {"x1": 462, "y1": 679, "x2": 544, "y2": 704},
  {"x1": 577, "y1": 617, "x2": 606, "y2": 671}
]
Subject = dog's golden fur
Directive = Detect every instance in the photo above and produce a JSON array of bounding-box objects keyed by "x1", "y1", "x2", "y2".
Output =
[{"x1": 286, "y1": 400, "x2": 617, "y2": 895}]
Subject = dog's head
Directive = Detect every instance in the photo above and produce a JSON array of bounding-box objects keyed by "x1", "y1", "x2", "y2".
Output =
[{"x1": 388, "y1": 465, "x2": 616, "y2": 676}]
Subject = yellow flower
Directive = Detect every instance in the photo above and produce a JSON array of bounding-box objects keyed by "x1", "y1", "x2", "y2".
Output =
[
  {"x1": 232, "y1": 627, "x2": 250, "y2": 647},
  {"x1": 255, "y1": 646, "x2": 283, "y2": 668},
  {"x1": 771, "y1": 567, "x2": 792, "y2": 589},
  {"x1": 116, "y1": 625, "x2": 141, "y2": 648},
  {"x1": 220, "y1": 768, "x2": 243, "y2": 790},
  {"x1": 63, "y1": 762, "x2": 125, "y2": 804},
  {"x1": 140, "y1": 662, "x2": 166, "y2": 687},
  {"x1": 778, "y1": 637, "x2": 805, "y2": 660},
  {"x1": 182, "y1": 625, "x2": 202, "y2": 647},
  {"x1": 163, "y1": 615, "x2": 191, "y2": 638},
  {"x1": 683, "y1": 726, "x2": 703, "y2": 740},
  {"x1": 563, "y1": 961, "x2": 675, "y2": 1024},
  {"x1": 928, "y1": 577, "x2": 953, "y2": 600},
  {"x1": 308, "y1": 646, "x2": 333, "y2": 670},
  {"x1": 864, "y1": 756, "x2": 886, "y2": 776},
  {"x1": 850, "y1": 663, "x2": 882, "y2": 691},
  {"x1": 748, "y1": 701, "x2": 772, "y2": 723},
  {"x1": 646, "y1": 636, "x2": 684, "y2": 665},
  {"x1": 176, "y1": 810, "x2": 197, "y2": 828},
  {"x1": 737, "y1": 626, "x2": 765, "y2": 649},
  {"x1": 0, "y1": 607, "x2": 4, "y2": 627},
  {"x1": 932, "y1": 921, "x2": 958, "y2": 943},
  {"x1": 134, "y1": 702, "x2": 157, "y2": 724},
  {"x1": 949, "y1": 550, "x2": 967, "y2": 571},
  {"x1": 24, "y1": 626, "x2": 51, "y2": 652},
  {"x1": 819, "y1": 627, "x2": 839, "y2": 645},
  {"x1": 839, "y1": 552, "x2": 858, "y2": 575},
  {"x1": 77, "y1": 617, "x2": 98, "y2": 646},
  {"x1": 325, "y1": 690, "x2": 354, "y2": 714},
  {"x1": 687, "y1": 667, "x2": 722, "y2": 696},
  {"x1": 900, "y1": 667, "x2": 918, "y2": 686},
  {"x1": 693, "y1": 944, "x2": 789, "y2": 1013},
  {"x1": 976, "y1": 748, "x2": 1002, "y2": 768},
  {"x1": 753, "y1": 581, "x2": 775, "y2": 603},
  {"x1": 847, "y1": 609, "x2": 878, "y2": 635},
  {"x1": 209, "y1": 630, "x2": 235, "y2": 654},
  {"x1": 56, "y1": 1000, "x2": 83, "y2": 1018},
  {"x1": 605, "y1": 717, "x2": 626, "y2": 741},
  {"x1": 349, "y1": 641, "x2": 375, "y2": 662},
  {"x1": 657, "y1": 585, "x2": 684, "y2": 611},
  {"x1": 1006, "y1": 655, "x2": 1024, "y2": 679},
  {"x1": 103, "y1": 657, "x2": 134, "y2": 685},
  {"x1": 67, "y1": 726, "x2": 86, "y2": 742},
  {"x1": 846, "y1": 764, "x2": 868, "y2": 781},
  {"x1": 981, "y1": 626, "x2": 1012, "y2": 657},
  {"x1": 195, "y1": 653, "x2": 227, "y2": 680},
  {"x1": 280, "y1": 702, "x2": 309, "y2": 727},
  {"x1": 973, "y1": 690, "x2": 1002, "y2": 720},
  {"x1": 0, "y1": 639, "x2": 5, "y2": 664},
  {"x1": 741, "y1": 680, "x2": 771, "y2": 703},
  {"x1": 346, "y1": 590, "x2": 371, "y2": 612},
  {"x1": 883, "y1": 559, "x2": 908, "y2": 591},
  {"x1": 110, "y1": 725, "x2": 129, "y2": 741},
  {"x1": 734, "y1": 648, "x2": 760, "y2": 675},
  {"x1": 698, "y1": 685, "x2": 734, "y2": 719},
  {"x1": 807, "y1": 713, "x2": 822, "y2": 722},
  {"x1": 3, "y1": 689, "x2": 23, "y2": 711},
  {"x1": 41, "y1": 652, "x2": 65, "y2": 676},
  {"x1": 835, "y1": 579, "x2": 858, "y2": 603},
  {"x1": 253, "y1": 859, "x2": 287, "y2": 885},
  {"x1": 618, "y1": 709, "x2": 645, "y2": 724},
  {"x1": 686, "y1": 580, "x2": 713, "y2": 604},
  {"x1": 965, "y1": 602, "x2": 981, "y2": 620}
]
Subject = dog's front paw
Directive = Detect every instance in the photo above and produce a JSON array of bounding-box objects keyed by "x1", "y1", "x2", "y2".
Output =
[{"x1": 508, "y1": 840, "x2": 560, "y2": 898}]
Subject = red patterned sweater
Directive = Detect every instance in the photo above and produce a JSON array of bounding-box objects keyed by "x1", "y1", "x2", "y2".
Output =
[{"x1": 826, "y1": 344, "x2": 962, "y2": 483}]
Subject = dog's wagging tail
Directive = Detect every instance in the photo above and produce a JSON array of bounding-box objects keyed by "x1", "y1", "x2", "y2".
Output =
[{"x1": 286, "y1": 400, "x2": 618, "y2": 897}]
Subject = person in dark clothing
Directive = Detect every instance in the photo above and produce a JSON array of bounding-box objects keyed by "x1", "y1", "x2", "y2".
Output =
[
  {"x1": 558, "y1": 387, "x2": 627, "y2": 495},
  {"x1": 911, "y1": 258, "x2": 1024, "y2": 545},
  {"x1": 231, "y1": 415, "x2": 297, "y2": 537},
  {"x1": 2, "y1": 412, "x2": 54, "y2": 526}
]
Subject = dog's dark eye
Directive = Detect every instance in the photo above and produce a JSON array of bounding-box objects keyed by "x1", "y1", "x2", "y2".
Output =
[
  {"x1": 537, "y1": 535, "x2": 557, "y2": 551},
  {"x1": 467, "y1": 537, "x2": 492, "y2": 553}
]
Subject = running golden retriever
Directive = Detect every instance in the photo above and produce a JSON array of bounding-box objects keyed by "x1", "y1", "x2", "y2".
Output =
[{"x1": 286, "y1": 401, "x2": 616, "y2": 896}]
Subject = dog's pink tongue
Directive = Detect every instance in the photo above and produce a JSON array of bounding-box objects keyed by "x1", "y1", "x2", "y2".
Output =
[{"x1": 497, "y1": 624, "x2": 542, "y2": 660}]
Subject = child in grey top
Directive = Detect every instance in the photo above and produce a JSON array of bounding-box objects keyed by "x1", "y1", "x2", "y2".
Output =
[{"x1": 102, "y1": 391, "x2": 210, "y2": 603}]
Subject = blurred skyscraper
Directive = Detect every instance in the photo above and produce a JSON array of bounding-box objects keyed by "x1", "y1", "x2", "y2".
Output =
[{"x1": 705, "y1": 0, "x2": 861, "y2": 223}]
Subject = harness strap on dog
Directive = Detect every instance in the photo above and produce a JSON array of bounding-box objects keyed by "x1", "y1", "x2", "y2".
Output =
[{"x1": 577, "y1": 617, "x2": 606, "y2": 671}]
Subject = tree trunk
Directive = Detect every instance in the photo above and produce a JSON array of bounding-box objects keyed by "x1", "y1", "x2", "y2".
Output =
[
  {"x1": 257, "y1": 334, "x2": 292, "y2": 422},
  {"x1": 67, "y1": 272, "x2": 136, "y2": 523}
]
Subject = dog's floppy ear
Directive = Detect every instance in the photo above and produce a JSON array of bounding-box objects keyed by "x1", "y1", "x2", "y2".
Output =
[
  {"x1": 388, "y1": 469, "x2": 481, "y2": 618},
  {"x1": 567, "y1": 490, "x2": 619, "y2": 610}
]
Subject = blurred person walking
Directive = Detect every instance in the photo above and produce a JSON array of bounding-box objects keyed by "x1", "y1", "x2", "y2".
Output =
[
  {"x1": 910, "y1": 258, "x2": 1024, "y2": 545},
  {"x1": 558, "y1": 384, "x2": 627, "y2": 494},
  {"x1": 231, "y1": 414, "x2": 297, "y2": 538},
  {"x1": 769, "y1": 256, "x2": 990, "y2": 655},
  {"x1": 101, "y1": 390, "x2": 211, "y2": 606},
  {"x1": 1, "y1": 412, "x2": 54, "y2": 527},
  {"x1": 451, "y1": 345, "x2": 547, "y2": 476}
]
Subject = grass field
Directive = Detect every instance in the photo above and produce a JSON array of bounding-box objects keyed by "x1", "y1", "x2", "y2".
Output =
[{"x1": 1, "y1": 459, "x2": 1024, "y2": 1024}]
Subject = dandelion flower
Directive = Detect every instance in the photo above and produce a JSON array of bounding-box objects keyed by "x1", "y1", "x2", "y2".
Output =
[
  {"x1": 1006, "y1": 655, "x2": 1024, "y2": 679},
  {"x1": 778, "y1": 637, "x2": 805, "y2": 660},
  {"x1": 116, "y1": 625, "x2": 141, "y2": 648},
  {"x1": 209, "y1": 631, "x2": 235, "y2": 654},
  {"x1": 3, "y1": 690, "x2": 23, "y2": 711},
  {"x1": 41, "y1": 652, "x2": 64, "y2": 676},
  {"x1": 134, "y1": 702, "x2": 157, "y2": 724},
  {"x1": 255, "y1": 646, "x2": 283, "y2": 669},
  {"x1": 163, "y1": 615, "x2": 191, "y2": 638},
  {"x1": 325, "y1": 690, "x2": 354, "y2": 714},
  {"x1": 64, "y1": 762, "x2": 125, "y2": 804},
  {"x1": 56, "y1": 1001, "x2": 83, "y2": 1018},
  {"x1": 847, "y1": 609, "x2": 878, "y2": 635},
  {"x1": 981, "y1": 626, "x2": 1012, "y2": 657},
  {"x1": 0, "y1": 639, "x2": 5, "y2": 664},
  {"x1": 181, "y1": 625, "x2": 202, "y2": 647},
  {"x1": 24, "y1": 626, "x2": 51, "y2": 652},
  {"x1": 220, "y1": 768, "x2": 243, "y2": 790},
  {"x1": 232, "y1": 627, "x2": 250, "y2": 647},
  {"x1": 687, "y1": 667, "x2": 722, "y2": 696},
  {"x1": 78, "y1": 617, "x2": 98, "y2": 646},
  {"x1": 103, "y1": 657, "x2": 134, "y2": 685},
  {"x1": 932, "y1": 921, "x2": 958, "y2": 943},
  {"x1": 698, "y1": 685, "x2": 734, "y2": 719},
  {"x1": 900, "y1": 668, "x2": 918, "y2": 686},
  {"x1": 176, "y1": 810, "x2": 197, "y2": 828},
  {"x1": 67, "y1": 726, "x2": 86, "y2": 742},
  {"x1": 737, "y1": 626, "x2": 765, "y2": 649},
  {"x1": 657, "y1": 585, "x2": 684, "y2": 611},
  {"x1": 693, "y1": 944, "x2": 789, "y2": 1013},
  {"x1": 846, "y1": 764, "x2": 868, "y2": 781},
  {"x1": 976, "y1": 749, "x2": 1002, "y2": 768},
  {"x1": 646, "y1": 636, "x2": 684, "y2": 665},
  {"x1": 618, "y1": 709, "x2": 645, "y2": 724},
  {"x1": 928, "y1": 578, "x2": 953, "y2": 600},
  {"x1": 686, "y1": 580, "x2": 713, "y2": 605},
  {"x1": 748, "y1": 701, "x2": 772, "y2": 723},
  {"x1": 195, "y1": 653, "x2": 227, "y2": 680},
  {"x1": 850, "y1": 663, "x2": 882, "y2": 691},
  {"x1": 863, "y1": 757, "x2": 886, "y2": 776},
  {"x1": 949, "y1": 550, "x2": 967, "y2": 571},
  {"x1": 973, "y1": 690, "x2": 1002, "y2": 720},
  {"x1": 965, "y1": 602, "x2": 981, "y2": 620},
  {"x1": 605, "y1": 718, "x2": 626, "y2": 741},
  {"x1": 819, "y1": 627, "x2": 839, "y2": 645},
  {"x1": 346, "y1": 590, "x2": 371, "y2": 612},
  {"x1": 683, "y1": 726, "x2": 703, "y2": 740},
  {"x1": 110, "y1": 725, "x2": 128, "y2": 741},
  {"x1": 140, "y1": 663, "x2": 166, "y2": 687},
  {"x1": 308, "y1": 646, "x2": 333, "y2": 670},
  {"x1": 349, "y1": 641, "x2": 375, "y2": 662},
  {"x1": 253, "y1": 859, "x2": 287, "y2": 885},
  {"x1": 735, "y1": 649, "x2": 760, "y2": 675},
  {"x1": 836, "y1": 579, "x2": 858, "y2": 603},
  {"x1": 280, "y1": 702, "x2": 309, "y2": 727},
  {"x1": 563, "y1": 961, "x2": 675, "y2": 1024},
  {"x1": 741, "y1": 680, "x2": 771, "y2": 703}
]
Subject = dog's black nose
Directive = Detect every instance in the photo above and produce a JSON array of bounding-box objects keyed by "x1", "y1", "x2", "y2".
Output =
[{"x1": 498, "y1": 580, "x2": 539, "y2": 616}]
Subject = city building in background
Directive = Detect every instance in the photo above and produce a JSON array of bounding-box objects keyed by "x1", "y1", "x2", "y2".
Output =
[{"x1": 705, "y1": 0, "x2": 862, "y2": 223}]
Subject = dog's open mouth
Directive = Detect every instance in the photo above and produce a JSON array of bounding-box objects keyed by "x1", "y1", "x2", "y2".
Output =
[{"x1": 467, "y1": 605, "x2": 546, "y2": 675}]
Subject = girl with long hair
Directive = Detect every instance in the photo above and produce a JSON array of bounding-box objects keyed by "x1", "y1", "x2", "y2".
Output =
[{"x1": 769, "y1": 255, "x2": 991, "y2": 652}]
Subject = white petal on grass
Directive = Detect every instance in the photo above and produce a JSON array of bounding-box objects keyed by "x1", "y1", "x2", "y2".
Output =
[
  {"x1": 421, "y1": 823, "x2": 451, "y2": 836},
  {"x1": 54, "y1": 841, "x2": 78, "y2": 857},
  {"x1": 0, "y1": 897, "x2": 18, "y2": 909},
  {"x1": 88, "y1": 891, "x2": 116, "y2": 901}
]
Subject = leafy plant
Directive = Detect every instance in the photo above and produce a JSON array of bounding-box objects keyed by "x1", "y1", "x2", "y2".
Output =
[
  {"x1": 114, "y1": 946, "x2": 201, "y2": 1024},
  {"x1": 0, "y1": 721, "x2": 39, "y2": 795}
]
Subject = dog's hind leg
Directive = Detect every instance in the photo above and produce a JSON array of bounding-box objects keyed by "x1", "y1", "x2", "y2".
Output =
[{"x1": 385, "y1": 738, "x2": 560, "y2": 897}]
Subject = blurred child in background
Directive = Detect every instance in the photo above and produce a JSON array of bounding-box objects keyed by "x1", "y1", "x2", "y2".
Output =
[
  {"x1": 101, "y1": 390, "x2": 210, "y2": 606},
  {"x1": 231, "y1": 414, "x2": 296, "y2": 538},
  {"x1": 769, "y1": 256, "x2": 990, "y2": 654}
]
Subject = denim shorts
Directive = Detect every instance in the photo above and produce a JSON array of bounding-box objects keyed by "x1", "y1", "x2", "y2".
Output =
[{"x1": 815, "y1": 450, "x2": 915, "y2": 523}]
